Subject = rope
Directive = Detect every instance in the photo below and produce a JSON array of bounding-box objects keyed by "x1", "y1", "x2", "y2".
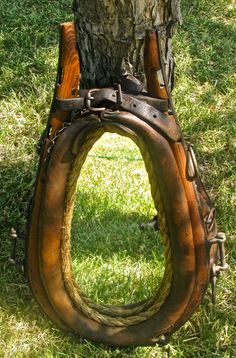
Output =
[{"x1": 61, "y1": 125, "x2": 173, "y2": 326}]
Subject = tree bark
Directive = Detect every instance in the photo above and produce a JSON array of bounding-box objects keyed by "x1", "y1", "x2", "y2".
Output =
[{"x1": 73, "y1": 0, "x2": 181, "y2": 89}]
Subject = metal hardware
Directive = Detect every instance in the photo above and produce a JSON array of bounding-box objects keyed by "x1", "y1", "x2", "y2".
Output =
[
  {"x1": 40, "y1": 121, "x2": 72, "y2": 179},
  {"x1": 209, "y1": 232, "x2": 228, "y2": 303},
  {"x1": 204, "y1": 208, "x2": 216, "y2": 233},
  {"x1": 209, "y1": 232, "x2": 228, "y2": 271},
  {"x1": 116, "y1": 84, "x2": 123, "y2": 105},
  {"x1": 211, "y1": 268, "x2": 217, "y2": 304},
  {"x1": 9, "y1": 228, "x2": 25, "y2": 274},
  {"x1": 36, "y1": 128, "x2": 47, "y2": 155},
  {"x1": 140, "y1": 215, "x2": 160, "y2": 231},
  {"x1": 46, "y1": 121, "x2": 71, "y2": 158},
  {"x1": 155, "y1": 334, "x2": 168, "y2": 346},
  {"x1": 186, "y1": 144, "x2": 200, "y2": 180},
  {"x1": 84, "y1": 89, "x2": 106, "y2": 112}
]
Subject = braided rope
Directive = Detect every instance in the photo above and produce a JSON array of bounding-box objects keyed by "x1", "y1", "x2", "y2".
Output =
[{"x1": 61, "y1": 125, "x2": 173, "y2": 326}]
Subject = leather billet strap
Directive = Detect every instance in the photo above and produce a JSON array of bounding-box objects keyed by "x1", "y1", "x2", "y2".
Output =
[
  {"x1": 54, "y1": 88, "x2": 181, "y2": 142},
  {"x1": 55, "y1": 89, "x2": 169, "y2": 112}
]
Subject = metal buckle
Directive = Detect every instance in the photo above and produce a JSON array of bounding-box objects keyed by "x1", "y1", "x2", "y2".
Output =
[
  {"x1": 209, "y1": 232, "x2": 228, "y2": 303},
  {"x1": 84, "y1": 89, "x2": 106, "y2": 112}
]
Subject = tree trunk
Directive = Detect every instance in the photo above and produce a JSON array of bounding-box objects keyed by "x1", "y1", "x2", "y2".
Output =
[{"x1": 73, "y1": 0, "x2": 181, "y2": 89}]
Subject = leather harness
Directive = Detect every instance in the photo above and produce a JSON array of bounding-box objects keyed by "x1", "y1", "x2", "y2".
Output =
[{"x1": 23, "y1": 22, "x2": 228, "y2": 347}]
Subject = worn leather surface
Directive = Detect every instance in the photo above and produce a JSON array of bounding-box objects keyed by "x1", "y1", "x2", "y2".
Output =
[
  {"x1": 33, "y1": 114, "x2": 195, "y2": 345},
  {"x1": 26, "y1": 22, "x2": 219, "y2": 347},
  {"x1": 27, "y1": 109, "x2": 216, "y2": 346},
  {"x1": 55, "y1": 88, "x2": 180, "y2": 142},
  {"x1": 26, "y1": 22, "x2": 81, "y2": 334}
]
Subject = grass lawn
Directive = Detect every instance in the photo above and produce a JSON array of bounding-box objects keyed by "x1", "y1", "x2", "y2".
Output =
[{"x1": 0, "y1": 0, "x2": 235, "y2": 357}]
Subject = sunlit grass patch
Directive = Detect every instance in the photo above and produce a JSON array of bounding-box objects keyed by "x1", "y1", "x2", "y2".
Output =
[
  {"x1": 70, "y1": 134, "x2": 164, "y2": 305},
  {"x1": 0, "y1": 0, "x2": 235, "y2": 356}
]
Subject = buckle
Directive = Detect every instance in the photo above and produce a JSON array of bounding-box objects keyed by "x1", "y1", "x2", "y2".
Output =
[{"x1": 84, "y1": 89, "x2": 106, "y2": 112}]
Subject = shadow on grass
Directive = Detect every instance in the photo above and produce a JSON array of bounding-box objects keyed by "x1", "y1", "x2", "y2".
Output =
[
  {"x1": 175, "y1": 1, "x2": 236, "y2": 153},
  {"x1": 0, "y1": 158, "x2": 57, "y2": 340},
  {"x1": 0, "y1": 0, "x2": 73, "y2": 99},
  {"x1": 180, "y1": 1, "x2": 236, "y2": 92},
  {"x1": 0, "y1": 158, "x2": 233, "y2": 354},
  {"x1": 0, "y1": 0, "x2": 235, "y2": 354},
  {"x1": 71, "y1": 191, "x2": 162, "y2": 261},
  {"x1": 174, "y1": 2, "x2": 236, "y2": 242},
  {"x1": 0, "y1": 157, "x2": 163, "y2": 346}
]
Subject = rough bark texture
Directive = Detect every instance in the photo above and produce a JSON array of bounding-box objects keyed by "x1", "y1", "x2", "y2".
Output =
[{"x1": 73, "y1": 0, "x2": 182, "y2": 89}]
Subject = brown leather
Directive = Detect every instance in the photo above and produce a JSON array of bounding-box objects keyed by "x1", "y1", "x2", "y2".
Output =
[
  {"x1": 29, "y1": 113, "x2": 197, "y2": 346},
  {"x1": 26, "y1": 22, "x2": 220, "y2": 347},
  {"x1": 55, "y1": 89, "x2": 180, "y2": 141},
  {"x1": 55, "y1": 93, "x2": 169, "y2": 113},
  {"x1": 144, "y1": 31, "x2": 168, "y2": 100},
  {"x1": 26, "y1": 22, "x2": 80, "y2": 333},
  {"x1": 143, "y1": 30, "x2": 219, "y2": 338}
]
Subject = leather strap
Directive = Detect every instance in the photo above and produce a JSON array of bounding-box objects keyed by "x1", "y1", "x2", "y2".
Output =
[
  {"x1": 55, "y1": 89, "x2": 168, "y2": 112},
  {"x1": 55, "y1": 88, "x2": 180, "y2": 142}
]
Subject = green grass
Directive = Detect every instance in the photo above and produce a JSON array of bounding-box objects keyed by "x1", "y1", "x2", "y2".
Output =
[
  {"x1": 71, "y1": 134, "x2": 164, "y2": 305},
  {"x1": 0, "y1": 0, "x2": 235, "y2": 357}
]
